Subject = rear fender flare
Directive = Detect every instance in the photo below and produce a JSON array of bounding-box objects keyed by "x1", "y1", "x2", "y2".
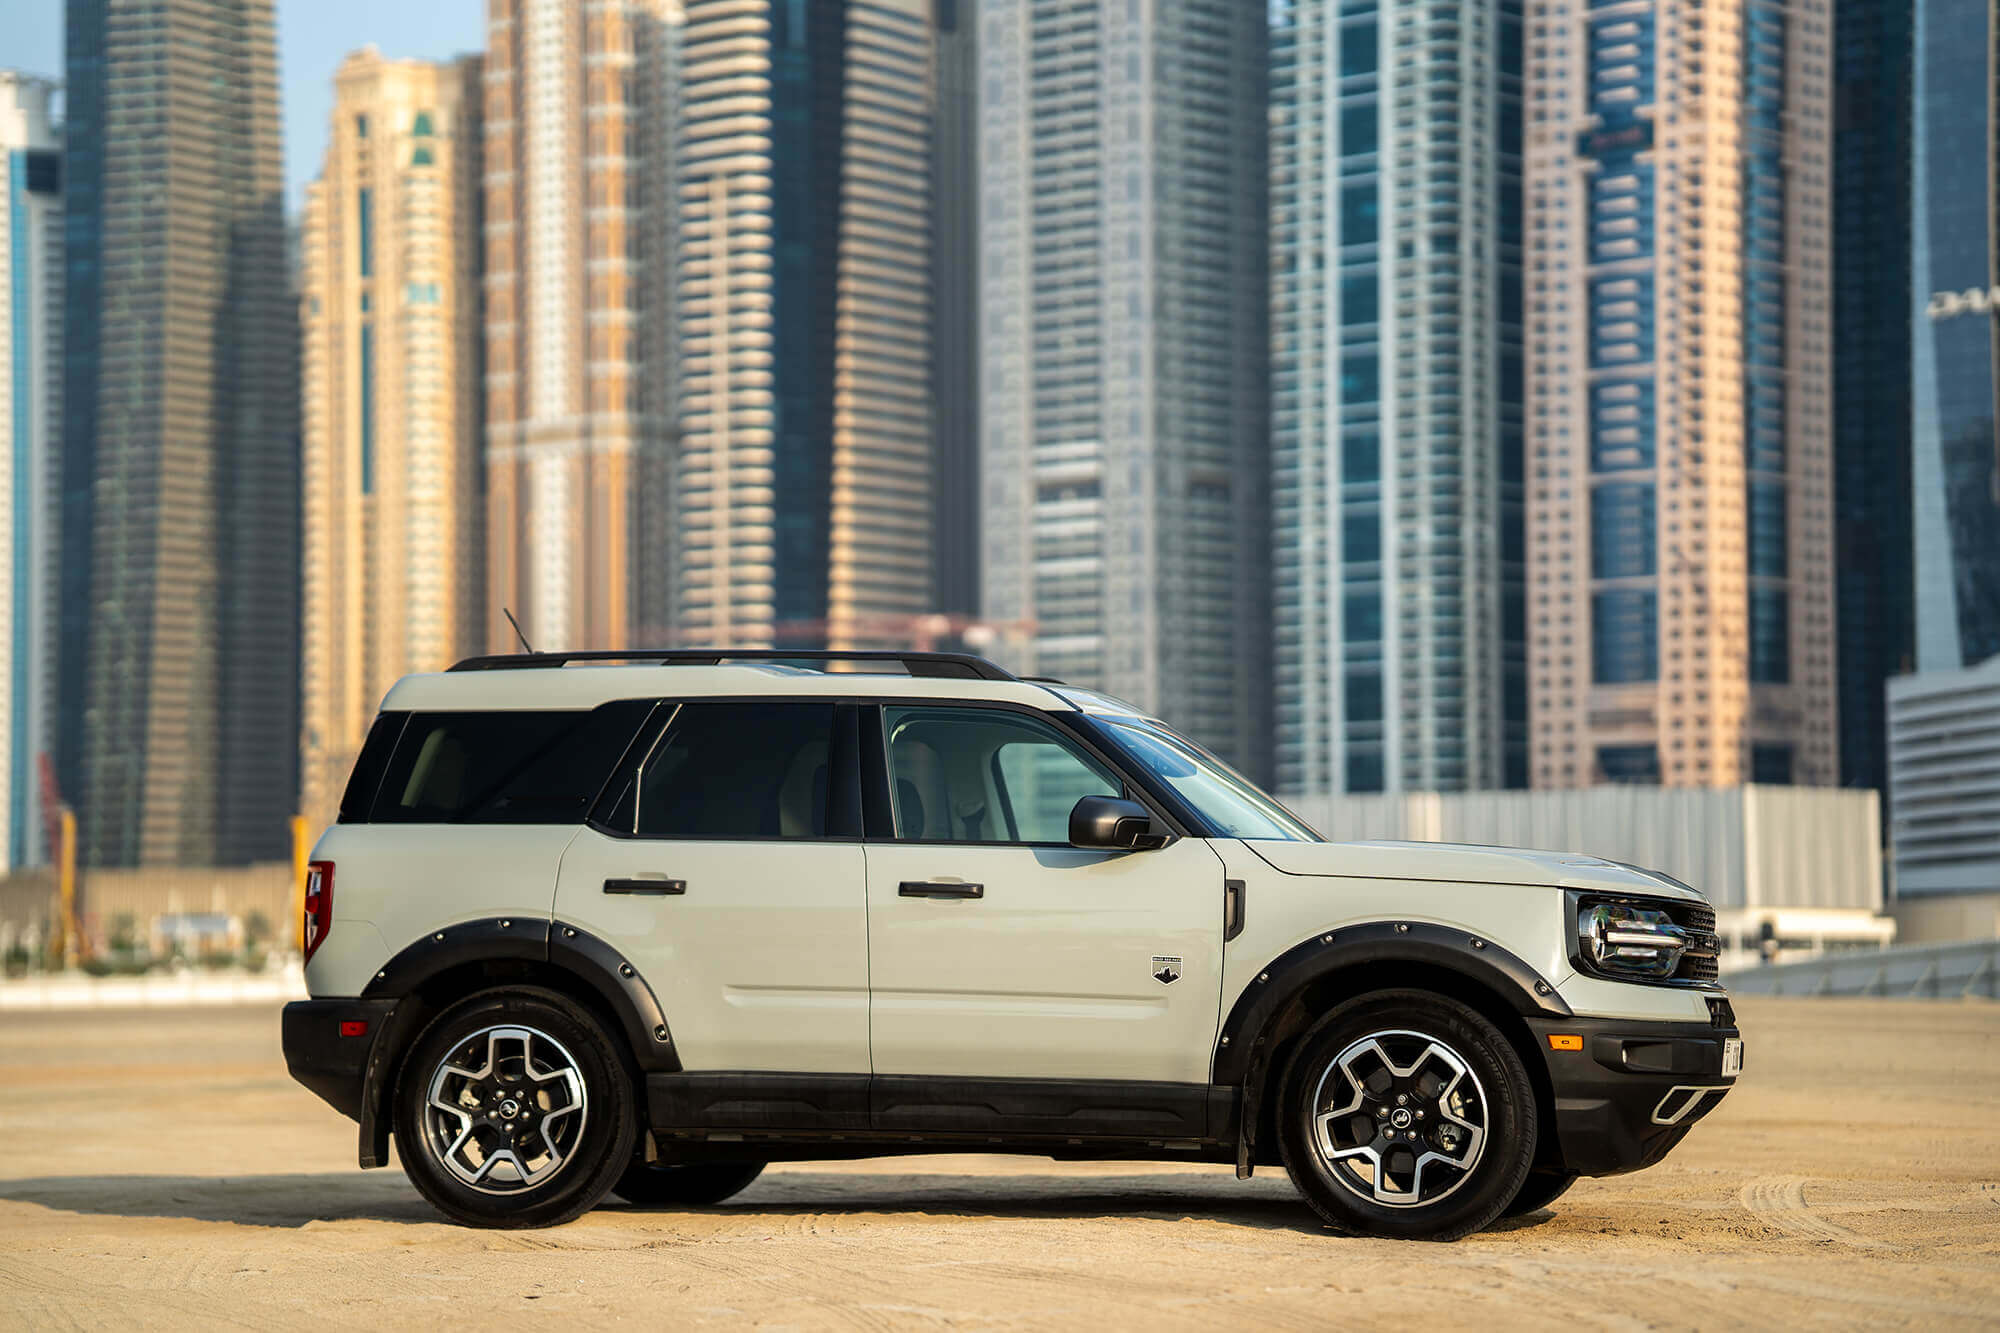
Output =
[{"x1": 353, "y1": 917, "x2": 679, "y2": 1167}]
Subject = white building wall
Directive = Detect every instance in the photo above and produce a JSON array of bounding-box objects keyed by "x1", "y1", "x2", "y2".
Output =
[
  {"x1": 1887, "y1": 656, "x2": 2000, "y2": 897},
  {"x1": 1287, "y1": 784, "x2": 1883, "y2": 914}
]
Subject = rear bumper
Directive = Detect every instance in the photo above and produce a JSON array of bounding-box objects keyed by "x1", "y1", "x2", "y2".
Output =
[
  {"x1": 281, "y1": 997, "x2": 397, "y2": 1124},
  {"x1": 1526, "y1": 1012, "x2": 1741, "y2": 1177}
]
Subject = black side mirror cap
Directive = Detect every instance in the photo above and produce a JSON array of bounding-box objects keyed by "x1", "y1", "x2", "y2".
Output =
[{"x1": 1069, "y1": 795, "x2": 1169, "y2": 851}]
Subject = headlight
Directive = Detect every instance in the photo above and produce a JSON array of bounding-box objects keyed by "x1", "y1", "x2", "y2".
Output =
[{"x1": 1577, "y1": 900, "x2": 1689, "y2": 980}]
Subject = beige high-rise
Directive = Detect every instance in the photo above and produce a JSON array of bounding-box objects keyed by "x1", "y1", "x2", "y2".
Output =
[
  {"x1": 673, "y1": 0, "x2": 936, "y2": 649},
  {"x1": 300, "y1": 49, "x2": 486, "y2": 832},
  {"x1": 1524, "y1": 0, "x2": 1837, "y2": 788},
  {"x1": 483, "y1": 0, "x2": 679, "y2": 653}
]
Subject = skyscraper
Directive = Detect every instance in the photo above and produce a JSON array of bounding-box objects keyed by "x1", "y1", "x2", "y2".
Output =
[
  {"x1": 1911, "y1": 0, "x2": 2000, "y2": 674},
  {"x1": 59, "y1": 0, "x2": 299, "y2": 866},
  {"x1": 977, "y1": 0, "x2": 1270, "y2": 773},
  {"x1": 930, "y1": 0, "x2": 979, "y2": 619},
  {"x1": 1831, "y1": 0, "x2": 1913, "y2": 794},
  {"x1": 299, "y1": 50, "x2": 485, "y2": 833},
  {"x1": 673, "y1": 0, "x2": 937, "y2": 649},
  {"x1": 0, "y1": 71, "x2": 62, "y2": 871},
  {"x1": 483, "y1": 0, "x2": 678, "y2": 653},
  {"x1": 1524, "y1": 0, "x2": 1837, "y2": 789},
  {"x1": 1270, "y1": 0, "x2": 1527, "y2": 797}
]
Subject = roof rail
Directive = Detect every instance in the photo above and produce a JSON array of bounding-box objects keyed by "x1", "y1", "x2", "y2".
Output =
[{"x1": 445, "y1": 648, "x2": 1019, "y2": 682}]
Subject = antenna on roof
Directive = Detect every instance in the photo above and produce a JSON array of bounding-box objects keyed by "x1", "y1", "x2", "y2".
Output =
[{"x1": 502, "y1": 607, "x2": 536, "y2": 655}]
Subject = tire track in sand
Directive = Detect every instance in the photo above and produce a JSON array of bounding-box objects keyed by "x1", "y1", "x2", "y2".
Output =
[{"x1": 1738, "y1": 1176, "x2": 1893, "y2": 1250}]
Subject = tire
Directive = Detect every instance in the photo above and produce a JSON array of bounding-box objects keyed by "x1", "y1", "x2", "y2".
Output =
[
  {"x1": 393, "y1": 987, "x2": 638, "y2": 1229},
  {"x1": 1501, "y1": 1169, "x2": 1578, "y2": 1218},
  {"x1": 1275, "y1": 989, "x2": 1538, "y2": 1241},
  {"x1": 612, "y1": 1160, "x2": 766, "y2": 1207}
]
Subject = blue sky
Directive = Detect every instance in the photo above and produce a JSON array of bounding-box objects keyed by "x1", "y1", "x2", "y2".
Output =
[{"x1": 6, "y1": 0, "x2": 484, "y2": 212}]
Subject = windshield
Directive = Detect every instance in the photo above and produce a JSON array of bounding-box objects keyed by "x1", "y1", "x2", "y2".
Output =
[{"x1": 1097, "y1": 718, "x2": 1321, "y2": 842}]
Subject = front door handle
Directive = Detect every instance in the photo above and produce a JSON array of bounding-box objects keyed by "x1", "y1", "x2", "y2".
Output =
[
  {"x1": 604, "y1": 877, "x2": 686, "y2": 896},
  {"x1": 899, "y1": 880, "x2": 984, "y2": 899}
]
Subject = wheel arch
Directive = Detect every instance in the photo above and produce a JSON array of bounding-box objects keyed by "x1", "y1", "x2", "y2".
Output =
[
  {"x1": 353, "y1": 917, "x2": 678, "y2": 1168},
  {"x1": 1215, "y1": 923, "x2": 1569, "y2": 1169}
]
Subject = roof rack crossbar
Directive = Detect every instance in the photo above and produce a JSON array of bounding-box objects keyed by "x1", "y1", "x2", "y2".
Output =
[{"x1": 446, "y1": 648, "x2": 1018, "y2": 682}]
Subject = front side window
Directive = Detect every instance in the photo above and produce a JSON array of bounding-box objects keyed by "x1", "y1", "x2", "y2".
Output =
[
  {"x1": 883, "y1": 706, "x2": 1121, "y2": 844},
  {"x1": 604, "y1": 703, "x2": 836, "y2": 839}
]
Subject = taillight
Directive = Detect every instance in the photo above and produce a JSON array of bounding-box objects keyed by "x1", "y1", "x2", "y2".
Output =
[{"x1": 303, "y1": 860, "x2": 335, "y2": 964}]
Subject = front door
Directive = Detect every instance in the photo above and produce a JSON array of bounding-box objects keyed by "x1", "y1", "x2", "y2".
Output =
[
  {"x1": 552, "y1": 701, "x2": 869, "y2": 1074},
  {"x1": 863, "y1": 703, "x2": 1227, "y2": 1085}
]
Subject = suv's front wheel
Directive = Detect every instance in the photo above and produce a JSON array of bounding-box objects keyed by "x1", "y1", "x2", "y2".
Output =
[
  {"x1": 394, "y1": 987, "x2": 637, "y2": 1228},
  {"x1": 1276, "y1": 989, "x2": 1538, "y2": 1241}
]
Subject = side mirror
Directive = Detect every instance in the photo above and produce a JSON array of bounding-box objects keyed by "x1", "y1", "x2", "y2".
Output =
[{"x1": 1069, "y1": 795, "x2": 1168, "y2": 851}]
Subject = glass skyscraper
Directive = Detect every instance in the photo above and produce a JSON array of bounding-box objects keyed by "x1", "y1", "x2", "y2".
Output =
[
  {"x1": 1270, "y1": 0, "x2": 1527, "y2": 796},
  {"x1": 978, "y1": 0, "x2": 1271, "y2": 774},
  {"x1": 59, "y1": 0, "x2": 299, "y2": 866},
  {"x1": 0, "y1": 72, "x2": 61, "y2": 871},
  {"x1": 1831, "y1": 0, "x2": 1913, "y2": 795},
  {"x1": 1911, "y1": 0, "x2": 2000, "y2": 673}
]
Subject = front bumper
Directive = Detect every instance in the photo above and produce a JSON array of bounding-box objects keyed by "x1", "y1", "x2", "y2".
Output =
[
  {"x1": 1526, "y1": 1009, "x2": 1740, "y2": 1177},
  {"x1": 281, "y1": 997, "x2": 398, "y2": 1124}
]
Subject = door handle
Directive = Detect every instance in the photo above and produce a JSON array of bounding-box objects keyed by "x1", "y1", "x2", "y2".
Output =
[
  {"x1": 899, "y1": 880, "x2": 984, "y2": 899},
  {"x1": 604, "y1": 877, "x2": 686, "y2": 896}
]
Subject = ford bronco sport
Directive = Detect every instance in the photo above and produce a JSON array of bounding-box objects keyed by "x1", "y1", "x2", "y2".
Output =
[{"x1": 283, "y1": 649, "x2": 1742, "y2": 1239}]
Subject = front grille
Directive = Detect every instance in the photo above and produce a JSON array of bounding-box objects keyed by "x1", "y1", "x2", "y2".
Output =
[{"x1": 1668, "y1": 900, "x2": 1721, "y2": 983}]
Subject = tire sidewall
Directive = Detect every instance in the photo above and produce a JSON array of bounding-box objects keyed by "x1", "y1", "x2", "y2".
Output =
[
  {"x1": 1277, "y1": 989, "x2": 1537, "y2": 1241},
  {"x1": 394, "y1": 987, "x2": 637, "y2": 1229}
]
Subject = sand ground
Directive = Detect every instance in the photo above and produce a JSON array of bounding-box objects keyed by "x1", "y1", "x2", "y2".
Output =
[{"x1": 0, "y1": 996, "x2": 1996, "y2": 1329}]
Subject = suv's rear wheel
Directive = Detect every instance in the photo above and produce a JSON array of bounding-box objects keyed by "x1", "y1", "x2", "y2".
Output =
[
  {"x1": 1276, "y1": 990, "x2": 1537, "y2": 1241},
  {"x1": 394, "y1": 987, "x2": 636, "y2": 1228},
  {"x1": 613, "y1": 1160, "x2": 766, "y2": 1207}
]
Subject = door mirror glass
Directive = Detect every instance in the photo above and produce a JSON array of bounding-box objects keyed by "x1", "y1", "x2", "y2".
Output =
[{"x1": 1068, "y1": 795, "x2": 1167, "y2": 851}]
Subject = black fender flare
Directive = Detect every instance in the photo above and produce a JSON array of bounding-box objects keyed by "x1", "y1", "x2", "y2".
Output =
[
  {"x1": 352, "y1": 916, "x2": 679, "y2": 1168},
  {"x1": 1211, "y1": 920, "x2": 1572, "y2": 1088}
]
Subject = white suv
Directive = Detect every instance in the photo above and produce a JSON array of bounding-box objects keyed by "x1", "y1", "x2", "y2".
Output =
[{"x1": 283, "y1": 650, "x2": 1741, "y2": 1239}]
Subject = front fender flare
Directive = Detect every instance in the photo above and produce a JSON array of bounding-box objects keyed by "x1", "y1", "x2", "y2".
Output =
[{"x1": 1211, "y1": 920, "x2": 1572, "y2": 1087}]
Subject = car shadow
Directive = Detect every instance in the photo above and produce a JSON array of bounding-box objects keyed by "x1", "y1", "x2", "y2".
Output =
[
  {"x1": 0, "y1": 1172, "x2": 439, "y2": 1227},
  {"x1": 0, "y1": 1168, "x2": 1335, "y2": 1234}
]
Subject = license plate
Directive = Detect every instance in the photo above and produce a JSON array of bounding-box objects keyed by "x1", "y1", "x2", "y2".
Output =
[{"x1": 1722, "y1": 1038, "x2": 1743, "y2": 1078}]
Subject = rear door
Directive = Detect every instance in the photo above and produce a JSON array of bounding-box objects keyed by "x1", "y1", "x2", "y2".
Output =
[
  {"x1": 862, "y1": 703, "x2": 1227, "y2": 1086},
  {"x1": 552, "y1": 700, "x2": 871, "y2": 1074}
]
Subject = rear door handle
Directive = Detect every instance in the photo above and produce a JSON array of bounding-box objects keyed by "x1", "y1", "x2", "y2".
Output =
[
  {"x1": 604, "y1": 877, "x2": 685, "y2": 896},
  {"x1": 898, "y1": 880, "x2": 984, "y2": 899}
]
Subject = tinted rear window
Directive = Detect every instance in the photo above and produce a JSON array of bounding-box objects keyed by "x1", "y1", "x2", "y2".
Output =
[
  {"x1": 362, "y1": 701, "x2": 653, "y2": 824},
  {"x1": 340, "y1": 712, "x2": 406, "y2": 822}
]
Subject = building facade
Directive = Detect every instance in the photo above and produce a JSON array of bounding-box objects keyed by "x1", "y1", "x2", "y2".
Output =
[
  {"x1": 0, "y1": 72, "x2": 61, "y2": 871},
  {"x1": 673, "y1": 0, "x2": 937, "y2": 649},
  {"x1": 1832, "y1": 0, "x2": 1913, "y2": 795},
  {"x1": 299, "y1": 50, "x2": 485, "y2": 833},
  {"x1": 484, "y1": 0, "x2": 678, "y2": 653},
  {"x1": 59, "y1": 0, "x2": 299, "y2": 866},
  {"x1": 1886, "y1": 654, "x2": 2000, "y2": 898},
  {"x1": 1911, "y1": 0, "x2": 2000, "y2": 675},
  {"x1": 1523, "y1": 0, "x2": 1837, "y2": 789},
  {"x1": 1271, "y1": 0, "x2": 1527, "y2": 797},
  {"x1": 930, "y1": 0, "x2": 979, "y2": 619},
  {"x1": 977, "y1": 0, "x2": 1271, "y2": 773}
]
